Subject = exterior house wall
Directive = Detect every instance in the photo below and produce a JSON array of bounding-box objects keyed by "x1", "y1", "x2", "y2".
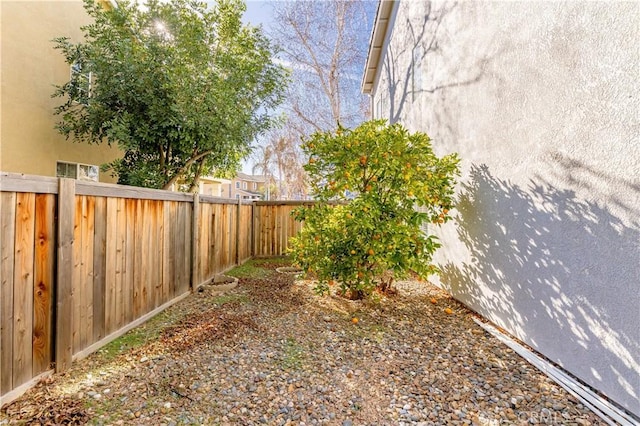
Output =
[
  {"x1": 370, "y1": 0, "x2": 639, "y2": 415},
  {"x1": 220, "y1": 175, "x2": 266, "y2": 200},
  {"x1": 1, "y1": 0, "x2": 121, "y2": 183}
]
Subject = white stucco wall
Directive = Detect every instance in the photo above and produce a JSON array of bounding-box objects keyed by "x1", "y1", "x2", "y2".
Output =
[{"x1": 371, "y1": 0, "x2": 639, "y2": 415}]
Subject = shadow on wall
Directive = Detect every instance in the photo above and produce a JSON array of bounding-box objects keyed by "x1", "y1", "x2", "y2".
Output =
[
  {"x1": 382, "y1": 1, "x2": 491, "y2": 127},
  {"x1": 440, "y1": 163, "x2": 640, "y2": 414}
]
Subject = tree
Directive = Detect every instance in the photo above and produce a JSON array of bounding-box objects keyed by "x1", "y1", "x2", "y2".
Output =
[
  {"x1": 53, "y1": 0, "x2": 287, "y2": 190},
  {"x1": 251, "y1": 123, "x2": 308, "y2": 199},
  {"x1": 248, "y1": 1, "x2": 372, "y2": 194},
  {"x1": 289, "y1": 120, "x2": 460, "y2": 299},
  {"x1": 270, "y1": 1, "x2": 371, "y2": 133}
]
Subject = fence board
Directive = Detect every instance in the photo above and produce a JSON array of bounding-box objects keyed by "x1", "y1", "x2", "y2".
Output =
[
  {"x1": 82, "y1": 196, "x2": 96, "y2": 349},
  {"x1": 12, "y1": 192, "x2": 35, "y2": 387},
  {"x1": 32, "y1": 194, "x2": 55, "y2": 375},
  {"x1": 115, "y1": 198, "x2": 126, "y2": 330},
  {"x1": 183, "y1": 202, "x2": 192, "y2": 293},
  {"x1": 55, "y1": 179, "x2": 74, "y2": 372},
  {"x1": 162, "y1": 202, "x2": 170, "y2": 304},
  {"x1": 124, "y1": 199, "x2": 135, "y2": 325},
  {"x1": 2, "y1": 174, "x2": 315, "y2": 403},
  {"x1": 1, "y1": 192, "x2": 16, "y2": 394},
  {"x1": 132, "y1": 199, "x2": 142, "y2": 320},
  {"x1": 167, "y1": 202, "x2": 177, "y2": 298},
  {"x1": 71, "y1": 196, "x2": 83, "y2": 353},
  {"x1": 92, "y1": 197, "x2": 106, "y2": 342},
  {"x1": 104, "y1": 197, "x2": 118, "y2": 336},
  {"x1": 154, "y1": 201, "x2": 162, "y2": 308}
]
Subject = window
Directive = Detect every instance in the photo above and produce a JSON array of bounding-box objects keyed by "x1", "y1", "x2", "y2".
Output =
[
  {"x1": 235, "y1": 181, "x2": 240, "y2": 189},
  {"x1": 70, "y1": 61, "x2": 93, "y2": 104},
  {"x1": 56, "y1": 161, "x2": 99, "y2": 182},
  {"x1": 235, "y1": 194, "x2": 240, "y2": 199},
  {"x1": 253, "y1": 182, "x2": 257, "y2": 190},
  {"x1": 243, "y1": 182, "x2": 247, "y2": 190}
]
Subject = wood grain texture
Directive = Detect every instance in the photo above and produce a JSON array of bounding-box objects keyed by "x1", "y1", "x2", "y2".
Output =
[
  {"x1": 32, "y1": 194, "x2": 55, "y2": 375},
  {"x1": 92, "y1": 197, "x2": 106, "y2": 342},
  {"x1": 0, "y1": 173, "x2": 58, "y2": 194},
  {"x1": 104, "y1": 197, "x2": 117, "y2": 336},
  {"x1": 55, "y1": 179, "x2": 75, "y2": 372},
  {"x1": 1, "y1": 192, "x2": 17, "y2": 394},
  {"x1": 114, "y1": 198, "x2": 126, "y2": 329},
  {"x1": 124, "y1": 199, "x2": 135, "y2": 324},
  {"x1": 12, "y1": 192, "x2": 36, "y2": 387},
  {"x1": 71, "y1": 196, "x2": 83, "y2": 353},
  {"x1": 191, "y1": 195, "x2": 200, "y2": 289},
  {"x1": 81, "y1": 196, "x2": 95, "y2": 350}
]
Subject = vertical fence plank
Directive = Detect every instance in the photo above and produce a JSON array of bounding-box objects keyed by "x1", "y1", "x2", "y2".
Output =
[
  {"x1": 168, "y1": 202, "x2": 177, "y2": 298},
  {"x1": 115, "y1": 198, "x2": 126, "y2": 329},
  {"x1": 104, "y1": 197, "x2": 117, "y2": 335},
  {"x1": 82, "y1": 196, "x2": 95, "y2": 349},
  {"x1": 235, "y1": 200, "x2": 241, "y2": 264},
  {"x1": 132, "y1": 199, "x2": 143, "y2": 320},
  {"x1": 191, "y1": 194, "x2": 200, "y2": 289},
  {"x1": 1, "y1": 192, "x2": 16, "y2": 393},
  {"x1": 71, "y1": 196, "x2": 83, "y2": 353},
  {"x1": 124, "y1": 199, "x2": 135, "y2": 324},
  {"x1": 13, "y1": 192, "x2": 36, "y2": 387},
  {"x1": 198, "y1": 202, "x2": 206, "y2": 282},
  {"x1": 184, "y1": 201, "x2": 192, "y2": 292},
  {"x1": 142, "y1": 200, "x2": 152, "y2": 313},
  {"x1": 92, "y1": 197, "x2": 106, "y2": 342},
  {"x1": 175, "y1": 203, "x2": 185, "y2": 294},
  {"x1": 32, "y1": 193, "x2": 55, "y2": 375},
  {"x1": 147, "y1": 201, "x2": 156, "y2": 308},
  {"x1": 56, "y1": 178, "x2": 75, "y2": 372},
  {"x1": 154, "y1": 201, "x2": 162, "y2": 306},
  {"x1": 161, "y1": 202, "x2": 170, "y2": 304}
]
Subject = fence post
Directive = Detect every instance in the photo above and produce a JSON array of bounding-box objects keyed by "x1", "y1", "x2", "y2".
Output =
[
  {"x1": 190, "y1": 193, "x2": 200, "y2": 291},
  {"x1": 55, "y1": 178, "x2": 75, "y2": 372},
  {"x1": 235, "y1": 198, "x2": 241, "y2": 265}
]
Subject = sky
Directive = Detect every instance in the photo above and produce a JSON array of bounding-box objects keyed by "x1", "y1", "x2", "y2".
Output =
[
  {"x1": 243, "y1": 1, "x2": 274, "y2": 27},
  {"x1": 239, "y1": 1, "x2": 377, "y2": 175}
]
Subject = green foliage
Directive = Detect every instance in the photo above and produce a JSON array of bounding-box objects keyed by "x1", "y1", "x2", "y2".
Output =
[
  {"x1": 289, "y1": 120, "x2": 460, "y2": 299},
  {"x1": 53, "y1": 0, "x2": 287, "y2": 189}
]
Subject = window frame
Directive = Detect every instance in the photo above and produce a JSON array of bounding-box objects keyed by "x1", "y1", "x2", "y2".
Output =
[{"x1": 56, "y1": 161, "x2": 99, "y2": 182}]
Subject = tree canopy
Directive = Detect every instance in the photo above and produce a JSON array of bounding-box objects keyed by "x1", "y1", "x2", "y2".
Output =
[
  {"x1": 53, "y1": 0, "x2": 287, "y2": 190},
  {"x1": 290, "y1": 120, "x2": 460, "y2": 299}
]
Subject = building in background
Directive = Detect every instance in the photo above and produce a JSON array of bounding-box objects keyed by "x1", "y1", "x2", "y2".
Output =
[
  {"x1": 220, "y1": 172, "x2": 269, "y2": 200},
  {"x1": 1, "y1": 0, "x2": 121, "y2": 183},
  {"x1": 363, "y1": 0, "x2": 639, "y2": 416}
]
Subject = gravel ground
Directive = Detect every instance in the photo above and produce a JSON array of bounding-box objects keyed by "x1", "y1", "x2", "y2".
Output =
[{"x1": 2, "y1": 258, "x2": 603, "y2": 425}]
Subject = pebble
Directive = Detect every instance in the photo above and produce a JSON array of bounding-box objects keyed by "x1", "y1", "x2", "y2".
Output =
[{"x1": 4, "y1": 278, "x2": 603, "y2": 425}]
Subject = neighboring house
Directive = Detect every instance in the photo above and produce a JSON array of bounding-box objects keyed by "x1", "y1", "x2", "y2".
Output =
[
  {"x1": 220, "y1": 172, "x2": 269, "y2": 200},
  {"x1": 1, "y1": 0, "x2": 121, "y2": 183},
  {"x1": 197, "y1": 176, "x2": 232, "y2": 197},
  {"x1": 363, "y1": 0, "x2": 639, "y2": 416}
]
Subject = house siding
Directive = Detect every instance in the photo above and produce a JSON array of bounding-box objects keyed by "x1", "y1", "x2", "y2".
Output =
[
  {"x1": 1, "y1": 0, "x2": 121, "y2": 183},
  {"x1": 370, "y1": 0, "x2": 639, "y2": 415}
]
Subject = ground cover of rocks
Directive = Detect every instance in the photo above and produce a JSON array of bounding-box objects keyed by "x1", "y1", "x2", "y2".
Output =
[{"x1": 2, "y1": 258, "x2": 603, "y2": 425}]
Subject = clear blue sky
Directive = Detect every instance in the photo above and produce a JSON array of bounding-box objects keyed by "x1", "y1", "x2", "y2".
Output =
[{"x1": 243, "y1": 1, "x2": 274, "y2": 27}]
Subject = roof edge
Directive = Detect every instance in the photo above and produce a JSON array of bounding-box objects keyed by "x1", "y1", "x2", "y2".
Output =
[{"x1": 361, "y1": 0, "x2": 396, "y2": 95}]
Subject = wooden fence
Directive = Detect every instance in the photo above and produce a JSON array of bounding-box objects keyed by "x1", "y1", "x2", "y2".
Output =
[{"x1": 0, "y1": 172, "x2": 307, "y2": 405}]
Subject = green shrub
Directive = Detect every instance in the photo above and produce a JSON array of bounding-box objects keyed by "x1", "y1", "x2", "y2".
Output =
[{"x1": 289, "y1": 120, "x2": 460, "y2": 299}]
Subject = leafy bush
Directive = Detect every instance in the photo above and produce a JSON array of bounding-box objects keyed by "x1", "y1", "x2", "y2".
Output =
[{"x1": 289, "y1": 120, "x2": 460, "y2": 299}]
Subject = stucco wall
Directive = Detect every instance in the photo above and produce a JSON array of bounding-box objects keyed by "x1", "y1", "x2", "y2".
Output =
[
  {"x1": 1, "y1": 1, "x2": 121, "y2": 182},
  {"x1": 372, "y1": 0, "x2": 639, "y2": 415}
]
